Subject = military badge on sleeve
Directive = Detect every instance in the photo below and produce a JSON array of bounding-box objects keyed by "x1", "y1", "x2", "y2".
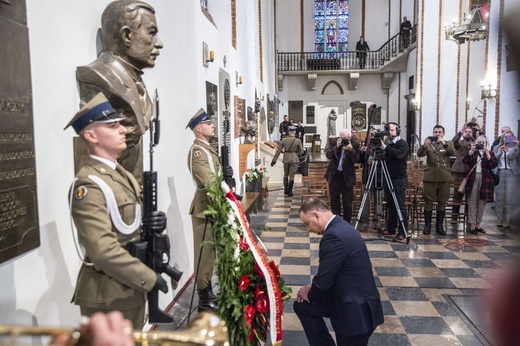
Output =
[
  {"x1": 75, "y1": 186, "x2": 88, "y2": 200},
  {"x1": 193, "y1": 150, "x2": 202, "y2": 158}
]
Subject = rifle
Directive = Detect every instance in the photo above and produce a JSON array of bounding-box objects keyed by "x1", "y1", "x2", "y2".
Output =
[
  {"x1": 142, "y1": 89, "x2": 183, "y2": 323},
  {"x1": 221, "y1": 110, "x2": 242, "y2": 200}
]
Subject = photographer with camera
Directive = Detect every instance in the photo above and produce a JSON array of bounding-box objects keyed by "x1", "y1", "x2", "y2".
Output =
[
  {"x1": 463, "y1": 136, "x2": 498, "y2": 234},
  {"x1": 451, "y1": 125, "x2": 474, "y2": 223},
  {"x1": 417, "y1": 125, "x2": 455, "y2": 235},
  {"x1": 325, "y1": 129, "x2": 360, "y2": 222},
  {"x1": 377, "y1": 123, "x2": 409, "y2": 241}
]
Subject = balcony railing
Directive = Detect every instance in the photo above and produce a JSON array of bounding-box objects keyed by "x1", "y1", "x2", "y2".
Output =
[{"x1": 278, "y1": 25, "x2": 417, "y2": 72}]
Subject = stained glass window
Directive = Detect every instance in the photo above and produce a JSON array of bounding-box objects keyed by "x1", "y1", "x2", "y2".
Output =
[{"x1": 314, "y1": 0, "x2": 349, "y2": 57}]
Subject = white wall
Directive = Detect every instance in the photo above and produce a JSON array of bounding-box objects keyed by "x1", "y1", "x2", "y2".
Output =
[{"x1": 0, "y1": 0, "x2": 277, "y2": 328}]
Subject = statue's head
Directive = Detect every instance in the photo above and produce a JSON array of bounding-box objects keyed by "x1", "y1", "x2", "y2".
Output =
[{"x1": 101, "y1": 0, "x2": 163, "y2": 70}]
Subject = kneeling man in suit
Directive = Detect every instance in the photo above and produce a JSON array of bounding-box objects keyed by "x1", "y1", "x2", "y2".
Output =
[{"x1": 294, "y1": 198, "x2": 384, "y2": 346}]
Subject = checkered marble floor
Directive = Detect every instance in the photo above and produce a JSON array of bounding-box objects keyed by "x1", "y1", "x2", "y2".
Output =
[{"x1": 249, "y1": 183, "x2": 520, "y2": 346}]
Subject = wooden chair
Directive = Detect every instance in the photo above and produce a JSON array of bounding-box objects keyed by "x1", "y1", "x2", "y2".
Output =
[{"x1": 301, "y1": 162, "x2": 329, "y2": 203}]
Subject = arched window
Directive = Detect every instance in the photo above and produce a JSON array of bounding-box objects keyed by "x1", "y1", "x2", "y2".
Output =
[{"x1": 314, "y1": 0, "x2": 349, "y2": 57}]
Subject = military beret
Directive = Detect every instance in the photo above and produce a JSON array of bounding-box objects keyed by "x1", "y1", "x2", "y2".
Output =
[
  {"x1": 64, "y1": 93, "x2": 124, "y2": 134},
  {"x1": 288, "y1": 125, "x2": 297, "y2": 131},
  {"x1": 186, "y1": 108, "x2": 212, "y2": 130}
]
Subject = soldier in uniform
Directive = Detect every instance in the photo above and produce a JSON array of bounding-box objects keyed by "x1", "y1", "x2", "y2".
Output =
[
  {"x1": 417, "y1": 125, "x2": 455, "y2": 235},
  {"x1": 271, "y1": 126, "x2": 304, "y2": 197},
  {"x1": 65, "y1": 93, "x2": 168, "y2": 329},
  {"x1": 186, "y1": 108, "x2": 230, "y2": 312},
  {"x1": 451, "y1": 124, "x2": 474, "y2": 222}
]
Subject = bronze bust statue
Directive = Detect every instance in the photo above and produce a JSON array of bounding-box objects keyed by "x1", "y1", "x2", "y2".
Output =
[{"x1": 76, "y1": 0, "x2": 163, "y2": 177}]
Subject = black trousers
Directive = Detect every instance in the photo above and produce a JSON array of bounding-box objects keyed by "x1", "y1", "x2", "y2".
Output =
[
  {"x1": 294, "y1": 300, "x2": 374, "y2": 346},
  {"x1": 329, "y1": 171, "x2": 353, "y2": 222}
]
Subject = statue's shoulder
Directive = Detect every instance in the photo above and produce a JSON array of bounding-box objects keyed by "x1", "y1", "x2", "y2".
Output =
[{"x1": 77, "y1": 52, "x2": 121, "y2": 81}]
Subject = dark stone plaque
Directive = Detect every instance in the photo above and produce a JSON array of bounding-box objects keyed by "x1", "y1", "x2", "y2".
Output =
[
  {"x1": 288, "y1": 100, "x2": 303, "y2": 123},
  {"x1": 0, "y1": 0, "x2": 40, "y2": 264}
]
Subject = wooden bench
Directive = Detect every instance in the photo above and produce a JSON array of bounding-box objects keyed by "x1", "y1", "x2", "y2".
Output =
[{"x1": 241, "y1": 192, "x2": 260, "y2": 221}]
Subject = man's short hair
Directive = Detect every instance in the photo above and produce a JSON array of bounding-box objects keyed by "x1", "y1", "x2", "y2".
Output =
[
  {"x1": 101, "y1": 0, "x2": 156, "y2": 54},
  {"x1": 299, "y1": 198, "x2": 331, "y2": 214},
  {"x1": 433, "y1": 124, "x2": 445, "y2": 133}
]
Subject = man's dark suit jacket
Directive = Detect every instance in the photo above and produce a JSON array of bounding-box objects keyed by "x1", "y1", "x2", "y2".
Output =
[
  {"x1": 308, "y1": 216, "x2": 384, "y2": 336},
  {"x1": 325, "y1": 143, "x2": 359, "y2": 188}
]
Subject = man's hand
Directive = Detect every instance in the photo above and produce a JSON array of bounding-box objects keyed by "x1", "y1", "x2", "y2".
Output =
[
  {"x1": 143, "y1": 211, "x2": 167, "y2": 233},
  {"x1": 154, "y1": 273, "x2": 168, "y2": 293},
  {"x1": 296, "y1": 284, "x2": 311, "y2": 303},
  {"x1": 336, "y1": 137, "x2": 342, "y2": 148},
  {"x1": 223, "y1": 165, "x2": 234, "y2": 179}
]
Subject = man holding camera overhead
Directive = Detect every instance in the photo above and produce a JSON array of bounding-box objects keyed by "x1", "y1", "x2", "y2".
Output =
[
  {"x1": 325, "y1": 129, "x2": 360, "y2": 222},
  {"x1": 417, "y1": 125, "x2": 455, "y2": 235}
]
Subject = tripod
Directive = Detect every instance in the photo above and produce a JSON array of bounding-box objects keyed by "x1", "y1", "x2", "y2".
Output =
[{"x1": 354, "y1": 150, "x2": 411, "y2": 244}]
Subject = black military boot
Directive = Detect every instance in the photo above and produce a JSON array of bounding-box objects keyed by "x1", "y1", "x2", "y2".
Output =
[
  {"x1": 207, "y1": 280, "x2": 218, "y2": 303},
  {"x1": 423, "y1": 210, "x2": 432, "y2": 235},
  {"x1": 283, "y1": 177, "x2": 289, "y2": 196},
  {"x1": 435, "y1": 210, "x2": 446, "y2": 235},
  {"x1": 287, "y1": 180, "x2": 294, "y2": 197},
  {"x1": 197, "y1": 287, "x2": 218, "y2": 312}
]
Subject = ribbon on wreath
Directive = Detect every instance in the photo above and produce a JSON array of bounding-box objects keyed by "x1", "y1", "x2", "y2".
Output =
[{"x1": 221, "y1": 182, "x2": 283, "y2": 345}]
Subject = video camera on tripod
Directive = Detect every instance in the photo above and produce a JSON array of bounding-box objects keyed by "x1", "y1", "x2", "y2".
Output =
[{"x1": 368, "y1": 130, "x2": 390, "y2": 149}]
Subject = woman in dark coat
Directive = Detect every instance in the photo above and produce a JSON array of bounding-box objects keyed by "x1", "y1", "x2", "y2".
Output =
[{"x1": 463, "y1": 135, "x2": 498, "y2": 234}]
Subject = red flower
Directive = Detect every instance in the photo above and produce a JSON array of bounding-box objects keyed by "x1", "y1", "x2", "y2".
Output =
[
  {"x1": 239, "y1": 236, "x2": 249, "y2": 251},
  {"x1": 254, "y1": 285, "x2": 265, "y2": 300},
  {"x1": 255, "y1": 295, "x2": 270, "y2": 313},
  {"x1": 238, "y1": 274, "x2": 250, "y2": 291},
  {"x1": 244, "y1": 305, "x2": 255, "y2": 326},
  {"x1": 248, "y1": 326, "x2": 255, "y2": 343},
  {"x1": 269, "y1": 260, "x2": 281, "y2": 278},
  {"x1": 254, "y1": 262, "x2": 265, "y2": 279}
]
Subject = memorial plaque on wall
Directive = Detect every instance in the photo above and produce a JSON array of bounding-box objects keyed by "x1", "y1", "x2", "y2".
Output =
[
  {"x1": 306, "y1": 105, "x2": 315, "y2": 124},
  {"x1": 288, "y1": 101, "x2": 303, "y2": 123},
  {"x1": 0, "y1": 0, "x2": 40, "y2": 264}
]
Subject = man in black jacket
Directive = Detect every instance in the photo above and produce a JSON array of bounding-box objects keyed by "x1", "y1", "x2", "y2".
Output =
[
  {"x1": 325, "y1": 129, "x2": 360, "y2": 222},
  {"x1": 378, "y1": 122, "x2": 409, "y2": 241},
  {"x1": 294, "y1": 198, "x2": 384, "y2": 346},
  {"x1": 356, "y1": 36, "x2": 370, "y2": 69}
]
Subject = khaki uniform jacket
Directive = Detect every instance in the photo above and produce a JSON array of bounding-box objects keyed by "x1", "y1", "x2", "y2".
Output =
[
  {"x1": 71, "y1": 158, "x2": 156, "y2": 310},
  {"x1": 188, "y1": 139, "x2": 221, "y2": 219},
  {"x1": 451, "y1": 133, "x2": 473, "y2": 174},
  {"x1": 417, "y1": 140, "x2": 455, "y2": 182},
  {"x1": 273, "y1": 136, "x2": 304, "y2": 163}
]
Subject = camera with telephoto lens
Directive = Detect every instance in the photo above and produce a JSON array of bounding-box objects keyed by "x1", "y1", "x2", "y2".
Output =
[
  {"x1": 428, "y1": 136, "x2": 438, "y2": 143},
  {"x1": 341, "y1": 138, "x2": 350, "y2": 147},
  {"x1": 369, "y1": 130, "x2": 390, "y2": 149},
  {"x1": 475, "y1": 143, "x2": 485, "y2": 150}
]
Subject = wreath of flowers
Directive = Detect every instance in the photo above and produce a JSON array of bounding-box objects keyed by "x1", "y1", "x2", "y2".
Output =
[
  {"x1": 244, "y1": 166, "x2": 267, "y2": 183},
  {"x1": 205, "y1": 174, "x2": 291, "y2": 345}
]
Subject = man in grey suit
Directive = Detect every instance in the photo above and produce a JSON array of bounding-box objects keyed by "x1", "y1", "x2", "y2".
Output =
[
  {"x1": 294, "y1": 198, "x2": 384, "y2": 346},
  {"x1": 77, "y1": 0, "x2": 163, "y2": 177}
]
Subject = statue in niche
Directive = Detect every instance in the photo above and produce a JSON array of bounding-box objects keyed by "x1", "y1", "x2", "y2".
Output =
[
  {"x1": 327, "y1": 109, "x2": 338, "y2": 137},
  {"x1": 76, "y1": 0, "x2": 162, "y2": 177},
  {"x1": 242, "y1": 106, "x2": 257, "y2": 144}
]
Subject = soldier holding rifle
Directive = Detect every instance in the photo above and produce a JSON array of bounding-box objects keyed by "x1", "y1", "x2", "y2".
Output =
[{"x1": 65, "y1": 93, "x2": 169, "y2": 328}]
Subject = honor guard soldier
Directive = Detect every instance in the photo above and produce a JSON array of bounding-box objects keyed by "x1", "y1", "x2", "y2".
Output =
[
  {"x1": 271, "y1": 125, "x2": 304, "y2": 197},
  {"x1": 65, "y1": 93, "x2": 168, "y2": 329},
  {"x1": 186, "y1": 108, "x2": 230, "y2": 312},
  {"x1": 418, "y1": 125, "x2": 455, "y2": 235}
]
